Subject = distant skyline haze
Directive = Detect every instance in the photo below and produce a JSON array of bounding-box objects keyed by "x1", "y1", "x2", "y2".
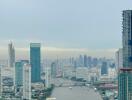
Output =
[{"x1": 0, "y1": 0, "x2": 132, "y2": 59}]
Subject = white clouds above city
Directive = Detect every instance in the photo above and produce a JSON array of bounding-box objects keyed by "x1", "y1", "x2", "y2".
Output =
[{"x1": 0, "y1": 46, "x2": 117, "y2": 60}]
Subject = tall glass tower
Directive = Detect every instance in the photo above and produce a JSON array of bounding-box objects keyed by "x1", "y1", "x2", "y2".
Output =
[
  {"x1": 101, "y1": 62, "x2": 108, "y2": 75},
  {"x1": 30, "y1": 43, "x2": 41, "y2": 82},
  {"x1": 118, "y1": 10, "x2": 132, "y2": 100},
  {"x1": 122, "y1": 10, "x2": 132, "y2": 68},
  {"x1": 118, "y1": 69, "x2": 132, "y2": 100},
  {"x1": 15, "y1": 61, "x2": 23, "y2": 86}
]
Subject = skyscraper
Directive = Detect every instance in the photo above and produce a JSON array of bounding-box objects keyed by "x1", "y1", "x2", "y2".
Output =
[
  {"x1": 115, "y1": 48, "x2": 123, "y2": 69},
  {"x1": 51, "y1": 62, "x2": 57, "y2": 78},
  {"x1": 8, "y1": 42, "x2": 15, "y2": 67},
  {"x1": 84, "y1": 55, "x2": 88, "y2": 67},
  {"x1": 30, "y1": 43, "x2": 41, "y2": 82},
  {"x1": 45, "y1": 67, "x2": 51, "y2": 88},
  {"x1": 101, "y1": 62, "x2": 108, "y2": 75},
  {"x1": 15, "y1": 61, "x2": 23, "y2": 87},
  {"x1": 87, "y1": 56, "x2": 92, "y2": 67},
  {"x1": 118, "y1": 10, "x2": 132, "y2": 100},
  {"x1": 15, "y1": 60, "x2": 29, "y2": 93},
  {"x1": 23, "y1": 63, "x2": 31, "y2": 100},
  {"x1": 79, "y1": 55, "x2": 83, "y2": 67},
  {"x1": 93, "y1": 58, "x2": 98, "y2": 67},
  {"x1": 122, "y1": 10, "x2": 132, "y2": 68},
  {"x1": 118, "y1": 68, "x2": 132, "y2": 100}
]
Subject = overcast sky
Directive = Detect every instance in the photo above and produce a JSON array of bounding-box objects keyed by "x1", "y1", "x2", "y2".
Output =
[{"x1": 0, "y1": 0, "x2": 132, "y2": 59}]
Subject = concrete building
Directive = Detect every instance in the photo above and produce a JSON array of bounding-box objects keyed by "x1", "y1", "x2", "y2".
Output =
[
  {"x1": 79, "y1": 55, "x2": 84, "y2": 67},
  {"x1": 45, "y1": 67, "x2": 51, "y2": 88},
  {"x1": 115, "y1": 48, "x2": 123, "y2": 69},
  {"x1": 84, "y1": 55, "x2": 88, "y2": 67},
  {"x1": 118, "y1": 10, "x2": 132, "y2": 100},
  {"x1": 76, "y1": 67, "x2": 89, "y2": 81},
  {"x1": 8, "y1": 42, "x2": 15, "y2": 67},
  {"x1": 63, "y1": 66, "x2": 75, "y2": 79},
  {"x1": 0, "y1": 68, "x2": 1, "y2": 97},
  {"x1": 15, "y1": 60, "x2": 29, "y2": 94},
  {"x1": 30, "y1": 43, "x2": 41, "y2": 82},
  {"x1": 23, "y1": 63, "x2": 31, "y2": 100},
  {"x1": 0, "y1": 66, "x2": 15, "y2": 97},
  {"x1": 51, "y1": 62, "x2": 57, "y2": 78},
  {"x1": 15, "y1": 61, "x2": 23, "y2": 87},
  {"x1": 87, "y1": 56, "x2": 92, "y2": 67},
  {"x1": 108, "y1": 67, "x2": 117, "y2": 79},
  {"x1": 89, "y1": 67, "x2": 99, "y2": 82},
  {"x1": 122, "y1": 11, "x2": 132, "y2": 68},
  {"x1": 101, "y1": 62, "x2": 108, "y2": 75},
  {"x1": 118, "y1": 68, "x2": 132, "y2": 100}
]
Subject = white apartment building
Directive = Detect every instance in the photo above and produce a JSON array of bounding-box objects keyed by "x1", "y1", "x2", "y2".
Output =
[
  {"x1": 115, "y1": 48, "x2": 123, "y2": 69},
  {"x1": 23, "y1": 63, "x2": 31, "y2": 100}
]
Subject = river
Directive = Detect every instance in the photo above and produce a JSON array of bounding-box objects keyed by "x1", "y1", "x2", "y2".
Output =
[{"x1": 50, "y1": 86, "x2": 102, "y2": 100}]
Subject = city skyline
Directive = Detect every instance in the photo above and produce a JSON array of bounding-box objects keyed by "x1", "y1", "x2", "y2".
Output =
[
  {"x1": 0, "y1": 43, "x2": 117, "y2": 59},
  {"x1": 0, "y1": 0, "x2": 128, "y2": 99}
]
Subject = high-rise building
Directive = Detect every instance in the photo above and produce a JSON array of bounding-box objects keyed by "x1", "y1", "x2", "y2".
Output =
[
  {"x1": 15, "y1": 61, "x2": 23, "y2": 87},
  {"x1": 69, "y1": 57, "x2": 75, "y2": 66},
  {"x1": 118, "y1": 68, "x2": 132, "y2": 100},
  {"x1": 101, "y1": 62, "x2": 108, "y2": 75},
  {"x1": 45, "y1": 67, "x2": 51, "y2": 88},
  {"x1": 23, "y1": 63, "x2": 31, "y2": 100},
  {"x1": 8, "y1": 42, "x2": 15, "y2": 67},
  {"x1": 87, "y1": 56, "x2": 92, "y2": 67},
  {"x1": 118, "y1": 10, "x2": 132, "y2": 100},
  {"x1": 79, "y1": 55, "x2": 84, "y2": 67},
  {"x1": 30, "y1": 43, "x2": 41, "y2": 82},
  {"x1": 115, "y1": 48, "x2": 123, "y2": 69},
  {"x1": 15, "y1": 60, "x2": 29, "y2": 93},
  {"x1": 93, "y1": 58, "x2": 98, "y2": 67},
  {"x1": 51, "y1": 62, "x2": 57, "y2": 78},
  {"x1": 84, "y1": 55, "x2": 88, "y2": 67},
  {"x1": 122, "y1": 10, "x2": 132, "y2": 68}
]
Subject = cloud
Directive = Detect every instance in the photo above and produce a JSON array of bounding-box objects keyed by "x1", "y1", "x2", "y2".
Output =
[
  {"x1": 0, "y1": 46, "x2": 117, "y2": 60},
  {"x1": 43, "y1": 47, "x2": 117, "y2": 59}
]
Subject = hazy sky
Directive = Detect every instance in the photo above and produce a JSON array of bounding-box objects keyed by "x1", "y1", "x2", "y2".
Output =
[{"x1": 0, "y1": 0, "x2": 132, "y2": 59}]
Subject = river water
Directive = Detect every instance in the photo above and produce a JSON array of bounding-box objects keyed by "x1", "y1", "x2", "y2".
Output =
[{"x1": 50, "y1": 86, "x2": 102, "y2": 100}]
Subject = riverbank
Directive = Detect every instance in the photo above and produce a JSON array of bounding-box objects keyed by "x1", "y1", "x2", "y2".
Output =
[{"x1": 32, "y1": 84, "x2": 55, "y2": 100}]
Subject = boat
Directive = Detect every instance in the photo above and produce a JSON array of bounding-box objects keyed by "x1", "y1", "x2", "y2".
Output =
[
  {"x1": 94, "y1": 88, "x2": 97, "y2": 92},
  {"x1": 69, "y1": 87, "x2": 72, "y2": 89},
  {"x1": 46, "y1": 97, "x2": 56, "y2": 100}
]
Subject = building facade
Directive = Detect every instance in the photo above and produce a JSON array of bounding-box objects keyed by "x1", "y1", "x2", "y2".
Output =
[
  {"x1": 23, "y1": 63, "x2": 31, "y2": 100},
  {"x1": 8, "y1": 42, "x2": 15, "y2": 67},
  {"x1": 1, "y1": 67, "x2": 15, "y2": 97},
  {"x1": 122, "y1": 10, "x2": 132, "y2": 68},
  {"x1": 15, "y1": 61, "x2": 23, "y2": 86},
  {"x1": 30, "y1": 43, "x2": 41, "y2": 82},
  {"x1": 115, "y1": 48, "x2": 123, "y2": 69},
  {"x1": 118, "y1": 69, "x2": 132, "y2": 100},
  {"x1": 101, "y1": 62, "x2": 108, "y2": 75},
  {"x1": 84, "y1": 55, "x2": 88, "y2": 67},
  {"x1": 45, "y1": 67, "x2": 51, "y2": 88},
  {"x1": 118, "y1": 10, "x2": 132, "y2": 100},
  {"x1": 51, "y1": 62, "x2": 57, "y2": 78}
]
